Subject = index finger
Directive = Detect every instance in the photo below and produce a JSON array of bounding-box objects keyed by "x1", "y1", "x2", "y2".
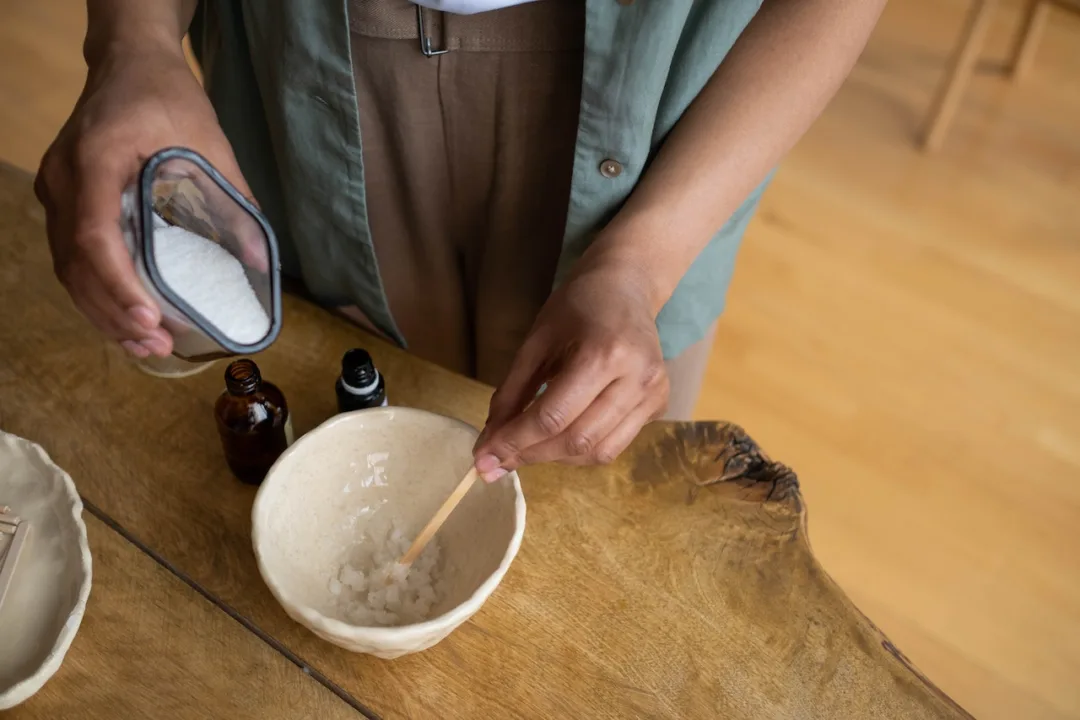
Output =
[{"x1": 474, "y1": 358, "x2": 615, "y2": 480}]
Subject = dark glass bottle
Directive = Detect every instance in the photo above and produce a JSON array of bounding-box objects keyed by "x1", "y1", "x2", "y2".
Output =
[
  {"x1": 215, "y1": 359, "x2": 292, "y2": 485},
  {"x1": 335, "y1": 349, "x2": 387, "y2": 413}
]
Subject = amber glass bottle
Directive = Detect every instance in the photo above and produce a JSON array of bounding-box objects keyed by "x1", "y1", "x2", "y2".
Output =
[{"x1": 214, "y1": 359, "x2": 292, "y2": 485}]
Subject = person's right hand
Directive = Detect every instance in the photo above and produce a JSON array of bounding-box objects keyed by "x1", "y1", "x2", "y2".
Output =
[{"x1": 35, "y1": 42, "x2": 253, "y2": 359}]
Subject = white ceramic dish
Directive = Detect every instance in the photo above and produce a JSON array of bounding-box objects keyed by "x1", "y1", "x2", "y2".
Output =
[
  {"x1": 134, "y1": 354, "x2": 216, "y2": 379},
  {"x1": 0, "y1": 431, "x2": 92, "y2": 710},
  {"x1": 252, "y1": 407, "x2": 525, "y2": 659}
]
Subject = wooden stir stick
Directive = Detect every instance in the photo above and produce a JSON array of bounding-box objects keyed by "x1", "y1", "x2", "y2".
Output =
[{"x1": 397, "y1": 467, "x2": 479, "y2": 568}]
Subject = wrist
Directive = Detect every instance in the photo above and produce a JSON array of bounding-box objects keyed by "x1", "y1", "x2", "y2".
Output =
[
  {"x1": 573, "y1": 242, "x2": 671, "y2": 319},
  {"x1": 84, "y1": 21, "x2": 186, "y2": 70},
  {"x1": 579, "y1": 216, "x2": 688, "y2": 318}
]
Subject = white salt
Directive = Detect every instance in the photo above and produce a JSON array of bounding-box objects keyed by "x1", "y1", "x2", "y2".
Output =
[
  {"x1": 152, "y1": 222, "x2": 271, "y2": 344},
  {"x1": 331, "y1": 522, "x2": 443, "y2": 627}
]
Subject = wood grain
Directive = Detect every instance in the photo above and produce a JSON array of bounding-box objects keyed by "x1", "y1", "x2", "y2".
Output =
[
  {"x1": 6, "y1": 514, "x2": 362, "y2": 720},
  {"x1": 706, "y1": 2, "x2": 1080, "y2": 717},
  {"x1": 0, "y1": 163, "x2": 969, "y2": 718}
]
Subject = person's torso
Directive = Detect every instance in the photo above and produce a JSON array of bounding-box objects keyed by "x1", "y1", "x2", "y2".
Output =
[{"x1": 190, "y1": 0, "x2": 771, "y2": 358}]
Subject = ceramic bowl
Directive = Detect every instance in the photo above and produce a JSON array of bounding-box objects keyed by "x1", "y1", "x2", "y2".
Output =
[
  {"x1": 134, "y1": 354, "x2": 216, "y2": 379},
  {"x1": 0, "y1": 432, "x2": 92, "y2": 710},
  {"x1": 251, "y1": 408, "x2": 525, "y2": 659}
]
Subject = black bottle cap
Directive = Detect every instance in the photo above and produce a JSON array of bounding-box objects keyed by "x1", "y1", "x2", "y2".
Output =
[
  {"x1": 225, "y1": 358, "x2": 261, "y2": 395},
  {"x1": 341, "y1": 349, "x2": 378, "y2": 392}
]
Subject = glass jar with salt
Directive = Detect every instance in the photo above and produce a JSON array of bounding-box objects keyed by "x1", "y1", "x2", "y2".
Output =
[{"x1": 120, "y1": 147, "x2": 282, "y2": 377}]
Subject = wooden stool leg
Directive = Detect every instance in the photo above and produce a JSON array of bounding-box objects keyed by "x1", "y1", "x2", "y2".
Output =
[
  {"x1": 1009, "y1": 0, "x2": 1051, "y2": 81},
  {"x1": 920, "y1": 0, "x2": 998, "y2": 151}
]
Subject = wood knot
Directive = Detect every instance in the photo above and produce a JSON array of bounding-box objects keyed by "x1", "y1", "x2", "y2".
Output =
[{"x1": 634, "y1": 422, "x2": 801, "y2": 512}]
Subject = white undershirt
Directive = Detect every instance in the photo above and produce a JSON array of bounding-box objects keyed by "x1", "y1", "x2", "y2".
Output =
[{"x1": 413, "y1": 0, "x2": 540, "y2": 15}]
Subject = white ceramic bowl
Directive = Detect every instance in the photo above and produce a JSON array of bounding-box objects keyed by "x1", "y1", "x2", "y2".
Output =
[
  {"x1": 0, "y1": 431, "x2": 92, "y2": 710},
  {"x1": 252, "y1": 408, "x2": 525, "y2": 659}
]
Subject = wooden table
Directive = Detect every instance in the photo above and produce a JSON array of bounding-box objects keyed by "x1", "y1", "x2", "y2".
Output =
[
  {"x1": 6, "y1": 517, "x2": 361, "y2": 720},
  {"x1": 0, "y1": 162, "x2": 972, "y2": 718}
]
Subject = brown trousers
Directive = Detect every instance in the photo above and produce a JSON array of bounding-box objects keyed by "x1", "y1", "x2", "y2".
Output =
[{"x1": 344, "y1": 0, "x2": 713, "y2": 419}]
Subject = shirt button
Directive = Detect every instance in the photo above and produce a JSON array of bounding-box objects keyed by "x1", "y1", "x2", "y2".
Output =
[{"x1": 599, "y1": 159, "x2": 623, "y2": 178}]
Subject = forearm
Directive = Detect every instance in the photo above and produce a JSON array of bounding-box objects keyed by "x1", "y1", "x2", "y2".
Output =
[
  {"x1": 84, "y1": 0, "x2": 198, "y2": 66},
  {"x1": 587, "y1": 0, "x2": 886, "y2": 314}
]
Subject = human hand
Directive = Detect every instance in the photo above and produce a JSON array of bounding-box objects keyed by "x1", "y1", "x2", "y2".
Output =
[
  {"x1": 473, "y1": 259, "x2": 670, "y2": 481},
  {"x1": 34, "y1": 41, "x2": 253, "y2": 359}
]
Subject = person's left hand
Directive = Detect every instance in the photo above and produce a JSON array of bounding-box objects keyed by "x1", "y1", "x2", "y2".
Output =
[{"x1": 472, "y1": 258, "x2": 669, "y2": 482}]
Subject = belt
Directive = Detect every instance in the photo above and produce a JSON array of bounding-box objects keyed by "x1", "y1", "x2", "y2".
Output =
[{"x1": 347, "y1": 0, "x2": 585, "y2": 53}]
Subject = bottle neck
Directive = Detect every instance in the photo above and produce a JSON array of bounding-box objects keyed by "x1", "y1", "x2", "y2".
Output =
[
  {"x1": 225, "y1": 359, "x2": 262, "y2": 395},
  {"x1": 340, "y1": 349, "x2": 380, "y2": 396},
  {"x1": 340, "y1": 368, "x2": 380, "y2": 396}
]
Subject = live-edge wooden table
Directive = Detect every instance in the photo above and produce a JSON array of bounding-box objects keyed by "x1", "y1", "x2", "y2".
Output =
[{"x1": 0, "y1": 163, "x2": 972, "y2": 719}]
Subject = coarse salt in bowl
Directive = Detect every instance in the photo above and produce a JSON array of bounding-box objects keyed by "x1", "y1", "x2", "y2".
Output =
[{"x1": 251, "y1": 408, "x2": 525, "y2": 659}]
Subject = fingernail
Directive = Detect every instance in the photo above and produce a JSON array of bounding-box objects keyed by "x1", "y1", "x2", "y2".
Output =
[
  {"x1": 127, "y1": 305, "x2": 157, "y2": 330},
  {"x1": 121, "y1": 340, "x2": 149, "y2": 358},
  {"x1": 482, "y1": 469, "x2": 508, "y2": 484},
  {"x1": 475, "y1": 454, "x2": 500, "y2": 473}
]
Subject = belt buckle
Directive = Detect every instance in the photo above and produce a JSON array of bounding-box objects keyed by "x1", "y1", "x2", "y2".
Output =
[{"x1": 416, "y1": 5, "x2": 449, "y2": 58}]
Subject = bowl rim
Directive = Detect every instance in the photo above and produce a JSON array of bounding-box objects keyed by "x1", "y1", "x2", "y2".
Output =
[
  {"x1": 251, "y1": 407, "x2": 527, "y2": 644},
  {"x1": 0, "y1": 431, "x2": 93, "y2": 710}
]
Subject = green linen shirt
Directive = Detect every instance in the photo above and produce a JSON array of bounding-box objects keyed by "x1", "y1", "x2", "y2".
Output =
[{"x1": 190, "y1": 0, "x2": 769, "y2": 359}]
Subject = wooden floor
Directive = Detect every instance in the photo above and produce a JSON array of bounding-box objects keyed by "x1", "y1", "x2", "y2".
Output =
[{"x1": 1, "y1": 1, "x2": 1077, "y2": 718}]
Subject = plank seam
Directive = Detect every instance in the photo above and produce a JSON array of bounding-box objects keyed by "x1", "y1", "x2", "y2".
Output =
[{"x1": 81, "y1": 496, "x2": 381, "y2": 720}]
